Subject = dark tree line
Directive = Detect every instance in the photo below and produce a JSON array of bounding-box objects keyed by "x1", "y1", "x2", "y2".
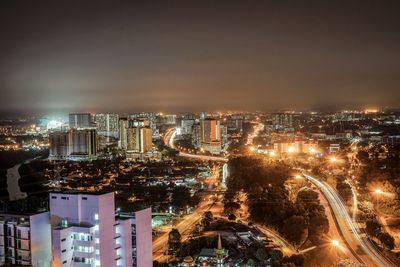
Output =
[{"x1": 226, "y1": 156, "x2": 329, "y2": 247}]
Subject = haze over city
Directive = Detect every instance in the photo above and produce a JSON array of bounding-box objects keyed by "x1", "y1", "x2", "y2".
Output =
[{"x1": 1, "y1": 0, "x2": 400, "y2": 113}]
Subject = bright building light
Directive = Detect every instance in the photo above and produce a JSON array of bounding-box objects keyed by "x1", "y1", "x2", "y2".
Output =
[
  {"x1": 330, "y1": 157, "x2": 337, "y2": 163},
  {"x1": 269, "y1": 151, "x2": 276, "y2": 157},
  {"x1": 288, "y1": 146, "x2": 296, "y2": 153},
  {"x1": 295, "y1": 174, "x2": 301, "y2": 179},
  {"x1": 249, "y1": 146, "x2": 256, "y2": 152}
]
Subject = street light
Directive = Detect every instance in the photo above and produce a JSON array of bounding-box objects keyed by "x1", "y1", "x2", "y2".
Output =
[
  {"x1": 375, "y1": 188, "x2": 382, "y2": 194},
  {"x1": 331, "y1": 239, "x2": 340, "y2": 247},
  {"x1": 295, "y1": 174, "x2": 301, "y2": 179},
  {"x1": 330, "y1": 157, "x2": 338, "y2": 163}
]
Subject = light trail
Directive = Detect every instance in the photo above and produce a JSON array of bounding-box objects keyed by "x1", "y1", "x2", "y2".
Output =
[{"x1": 303, "y1": 173, "x2": 395, "y2": 267}]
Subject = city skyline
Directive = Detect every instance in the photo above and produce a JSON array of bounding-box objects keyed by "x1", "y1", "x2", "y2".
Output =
[{"x1": 1, "y1": 1, "x2": 400, "y2": 114}]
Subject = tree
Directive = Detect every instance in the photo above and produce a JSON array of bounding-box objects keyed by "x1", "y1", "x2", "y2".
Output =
[
  {"x1": 171, "y1": 186, "x2": 192, "y2": 208},
  {"x1": 224, "y1": 201, "x2": 241, "y2": 214},
  {"x1": 356, "y1": 151, "x2": 369, "y2": 163},
  {"x1": 283, "y1": 254, "x2": 305, "y2": 267},
  {"x1": 201, "y1": 211, "x2": 214, "y2": 228},
  {"x1": 255, "y1": 247, "x2": 268, "y2": 262},
  {"x1": 296, "y1": 188, "x2": 319, "y2": 205},
  {"x1": 168, "y1": 229, "x2": 182, "y2": 251},
  {"x1": 377, "y1": 232, "x2": 395, "y2": 250},
  {"x1": 281, "y1": 215, "x2": 308, "y2": 246},
  {"x1": 336, "y1": 181, "x2": 353, "y2": 203},
  {"x1": 228, "y1": 214, "x2": 237, "y2": 221},
  {"x1": 365, "y1": 219, "x2": 381, "y2": 237}
]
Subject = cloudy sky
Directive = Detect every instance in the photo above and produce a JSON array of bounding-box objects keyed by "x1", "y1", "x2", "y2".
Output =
[{"x1": 1, "y1": 0, "x2": 400, "y2": 113}]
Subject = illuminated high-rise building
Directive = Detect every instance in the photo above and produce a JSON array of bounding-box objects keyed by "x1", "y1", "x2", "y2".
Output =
[
  {"x1": 181, "y1": 119, "x2": 195, "y2": 135},
  {"x1": 272, "y1": 113, "x2": 293, "y2": 130},
  {"x1": 119, "y1": 118, "x2": 129, "y2": 149},
  {"x1": 49, "y1": 131, "x2": 70, "y2": 160},
  {"x1": 200, "y1": 118, "x2": 221, "y2": 154},
  {"x1": 201, "y1": 118, "x2": 221, "y2": 144},
  {"x1": 191, "y1": 123, "x2": 201, "y2": 148},
  {"x1": 69, "y1": 113, "x2": 92, "y2": 129},
  {"x1": 0, "y1": 212, "x2": 52, "y2": 267},
  {"x1": 50, "y1": 192, "x2": 152, "y2": 267},
  {"x1": 95, "y1": 113, "x2": 119, "y2": 139},
  {"x1": 69, "y1": 129, "x2": 98, "y2": 159},
  {"x1": 49, "y1": 129, "x2": 97, "y2": 160},
  {"x1": 126, "y1": 127, "x2": 152, "y2": 154},
  {"x1": 128, "y1": 113, "x2": 157, "y2": 136}
]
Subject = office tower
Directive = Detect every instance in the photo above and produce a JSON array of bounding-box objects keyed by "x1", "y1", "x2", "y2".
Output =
[
  {"x1": 200, "y1": 118, "x2": 221, "y2": 144},
  {"x1": 49, "y1": 131, "x2": 70, "y2": 160},
  {"x1": 126, "y1": 127, "x2": 152, "y2": 153},
  {"x1": 69, "y1": 129, "x2": 98, "y2": 159},
  {"x1": 95, "y1": 113, "x2": 119, "y2": 139},
  {"x1": 69, "y1": 113, "x2": 92, "y2": 129},
  {"x1": 200, "y1": 118, "x2": 221, "y2": 154},
  {"x1": 191, "y1": 123, "x2": 201, "y2": 148},
  {"x1": 219, "y1": 124, "x2": 228, "y2": 148},
  {"x1": 227, "y1": 115, "x2": 243, "y2": 132},
  {"x1": 181, "y1": 119, "x2": 195, "y2": 135},
  {"x1": 119, "y1": 118, "x2": 129, "y2": 149},
  {"x1": 50, "y1": 192, "x2": 152, "y2": 267},
  {"x1": 0, "y1": 212, "x2": 52, "y2": 267},
  {"x1": 272, "y1": 113, "x2": 293, "y2": 130},
  {"x1": 128, "y1": 113, "x2": 157, "y2": 136}
]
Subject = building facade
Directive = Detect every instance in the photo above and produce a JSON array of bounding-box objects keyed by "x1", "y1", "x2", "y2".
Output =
[
  {"x1": 0, "y1": 212, "x2": 52, "y2": 267},
  {"x1": 49, "y1": 129, "x2": 98, "y2": 160},
  {"x1": 49, "y1": 192, "x2": 152, "y2": 267},
  {"x1": 69, "y1": 113, "x2": 92, "y2": 129},
  {"x1": 95, "y1": 113, "x2": 119, "y2": 139}
]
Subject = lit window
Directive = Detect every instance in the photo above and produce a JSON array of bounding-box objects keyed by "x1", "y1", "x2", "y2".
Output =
[{"x1": 94, "y1": 214, "x2": 98, "y2": 220}]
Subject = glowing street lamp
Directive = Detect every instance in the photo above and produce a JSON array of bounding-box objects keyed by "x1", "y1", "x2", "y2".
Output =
[
  {"x1": 330, "y1": 157, "x2": 338, "y2": 163},
  {"x1": 295, "y1": 174, "x2": 302, "y2": 179},
  {"x1": 269, "y1": 151, "x2": 276, "y2": 157},
  {"x1": 375, "y1": 188, "x2": 382, "y2": 194},
  {"x1": 331, "y1": 239, "x2": 340, "y2": 247},
  {"x1": 288, "y1": 146, "x2": 296, "y2": 153},
  {"x1": 249, "y1": 146, "x2": 256, "y2": 152}
]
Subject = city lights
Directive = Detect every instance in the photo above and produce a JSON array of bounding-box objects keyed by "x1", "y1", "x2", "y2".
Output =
[
  {"x1": 331, "y1": 239, "x2": 340, "y2": 247},
  {"x1": 329, "y1": 157, "x2": 338, "y2": 163}
]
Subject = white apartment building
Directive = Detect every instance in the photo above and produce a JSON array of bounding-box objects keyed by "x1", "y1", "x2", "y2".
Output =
[
  {"x1": 50, "y1": 192, "x2": 152, "y2": 267},
  {"x1": 0, "y1": 212, "x2": 52, "y2": 267}
]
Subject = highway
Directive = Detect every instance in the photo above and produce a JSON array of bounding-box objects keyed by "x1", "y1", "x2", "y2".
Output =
[
  {"x1": 160, "y1": 126, "x2": 296, "y2": 256},
  {"x1": 163, "y1": 128, "x2": 228, "y2": 162},
  {"x1": 152, "y1": 167, "x2": 224, "y2": 262},
  {"x1": 303, "y1": 173, "x2": 396, "y2": 267}
]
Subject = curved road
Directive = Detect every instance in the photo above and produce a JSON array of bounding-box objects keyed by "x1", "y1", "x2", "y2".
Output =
[
  {"x1": 303, "y1": 173, "x2": 396, "y2": 267},
  {"x1": 159, "y1": 127, "x2": 296, "y2": 255}
]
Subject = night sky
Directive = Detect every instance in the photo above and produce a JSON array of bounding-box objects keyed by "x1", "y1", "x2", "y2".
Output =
[{"x1": 1, "y1": 0, "x2": 400, "y2": 113}]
